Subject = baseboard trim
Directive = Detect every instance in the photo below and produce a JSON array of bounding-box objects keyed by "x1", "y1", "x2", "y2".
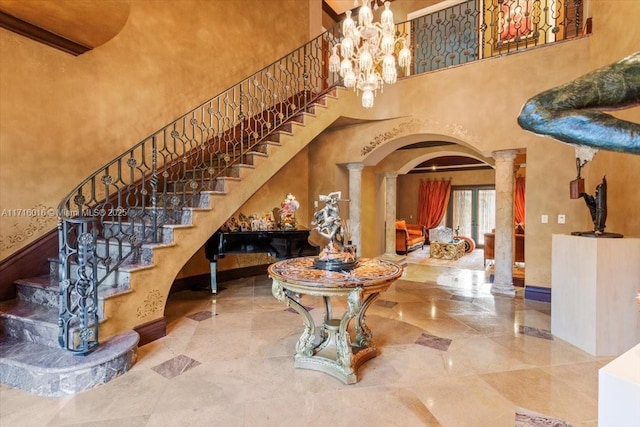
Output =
[
  {"x1": 218, "y1": 264, "x2": 271, "y2": 282},
  {"x1": 134, "y1": 317, "x2": 167, "y2": 346},
  {"x1": 524, "y1": 285, "x2": 551, "y2": 303},
  {"x1": 488, "y1": 273, "x2": 524, "y2": 288}
]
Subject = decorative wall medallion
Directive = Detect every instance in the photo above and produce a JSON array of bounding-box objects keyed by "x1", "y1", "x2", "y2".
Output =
[{"x1": 136, "y1": 289, "x2": 165, "y2": 318}]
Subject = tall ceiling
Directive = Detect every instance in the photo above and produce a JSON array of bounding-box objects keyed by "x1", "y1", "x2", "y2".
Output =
[
  {"x1": 2, "y1": 0, "x2": 510, "y2": 175},
  {"x1": 323, "y1": 1, "x2": 507, "y2": 175}
]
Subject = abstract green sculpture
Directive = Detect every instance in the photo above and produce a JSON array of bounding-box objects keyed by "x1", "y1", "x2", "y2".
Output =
[
  {"x1": 518, "y1": 51, "x2": 640, "y2": 155},
  {"x1": 517, "y1": 52, "x2": 639, "y2": 238}
]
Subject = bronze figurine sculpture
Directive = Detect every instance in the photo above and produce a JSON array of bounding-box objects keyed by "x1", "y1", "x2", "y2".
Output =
[
  {"x1": 311, "y1": 191, "x2": 358, "y2": 270},
  {"x1": 571, "y1": 176, "x2": 622, "y2": 238}
]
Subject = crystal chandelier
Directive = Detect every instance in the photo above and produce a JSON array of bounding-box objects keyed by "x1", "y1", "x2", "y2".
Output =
[{"x1": 329, "y1": 0, "x2": 411, "y2": 109}]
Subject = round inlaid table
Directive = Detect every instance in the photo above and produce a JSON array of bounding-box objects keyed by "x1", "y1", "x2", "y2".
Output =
[{"x1": 268, "y1": 257, "x2": 403, "y2": 384}]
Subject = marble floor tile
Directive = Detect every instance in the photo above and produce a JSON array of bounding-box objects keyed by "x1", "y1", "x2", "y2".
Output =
[
  {"x1": 146, "y1": 404, "x2": 244, "y2": 427},
  {"x1": 186, "y1": 310, "x2": 216, "y2": 321},
  {"x1": 1, "y1": 263, "x2": 605, "y2": 427},
  {"x1": 415, "y1": 333, "x2": 452, "y2": 351},
  {"x1": 151, "y1": 354, "x2": 201, "y2": 379},
  {"x1": 375, "y1": 298, "x2": 398, "y2": 308},
  {"x1": 479, "y1": 367, "x2": 598, "y2": 425},
  {"x1": 439, "y1": 335, "x2": 535, "y2": 376},
  {"x1": 190, "y1": 309, "x2": 253, "y2": 333},
  {"x1": 410, "y1": 374, "x2": 518, "y2": 427},
  {"x1": 515, "y1": 407, "x2": 572, "y2": 427},
  {"x1": 518, "y1": 324, "x2": 554, "y2": 340},
  {"x1": 0, "y1": 384, "x2": 71, "y2": 427},
  {"x1": 285, "y1": 304, "x2": 314, "y2": 314},
  {"x1": 47, "y1": 370, "x2": 167, "y2": 425}
]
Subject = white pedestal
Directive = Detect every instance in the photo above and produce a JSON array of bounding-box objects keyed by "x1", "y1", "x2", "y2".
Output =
[
  {"x1": 598, "y1": 344, "x2": 640, "y2": 427},
  {"x1": 551, "y1": 235, "x2": 640, "y2": 356}
]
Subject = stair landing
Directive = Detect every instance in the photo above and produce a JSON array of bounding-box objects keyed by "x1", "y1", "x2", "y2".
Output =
[
  {"x1": 0, "y1": 330, "x2": 138, "y2": 397},
  {"x1": 0, "y1": 273, "x2": 139, "y2": 397}
]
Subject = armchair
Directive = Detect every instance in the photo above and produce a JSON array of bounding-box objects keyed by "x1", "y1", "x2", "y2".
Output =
[{"x1": 395, "y1": 220, "x2": 426, "y2": 254}]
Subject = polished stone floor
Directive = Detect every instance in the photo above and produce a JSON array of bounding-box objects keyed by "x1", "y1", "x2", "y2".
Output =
[{"x1": 0, "y1": 263, "x2": 614, "y2": 426}]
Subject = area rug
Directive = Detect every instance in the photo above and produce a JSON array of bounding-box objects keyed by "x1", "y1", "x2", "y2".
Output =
[
  {"x1": 406, "y1": 247, "x2": 486, "y2": 271},
  {"x1": 515, "y1": 407, "x2": 573, "y2": 426}
]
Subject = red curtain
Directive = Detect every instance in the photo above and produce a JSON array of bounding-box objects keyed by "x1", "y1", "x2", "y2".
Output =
[
  {"x1": 417, "y1": 179, "x2": 451, "y2": 230},
  {"x1": 515, "y1": 176, "x2": 526, "y2": 227}
]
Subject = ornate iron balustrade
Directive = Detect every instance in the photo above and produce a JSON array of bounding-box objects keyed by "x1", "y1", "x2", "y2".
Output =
[
  {"x1": 399, "y1": 0, "x2": 583, "y2": 73},
  {"x1": 56, "y1": 0, "x2": 584, "y2": 353}
]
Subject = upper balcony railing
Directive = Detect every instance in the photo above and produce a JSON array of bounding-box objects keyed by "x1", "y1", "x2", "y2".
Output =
[
  {"x1": 56, "y1": 0, "x2": 585, "y2": 354},
  {"x1": 399, "y1": 0, "x2": 584, "y2": 73}
]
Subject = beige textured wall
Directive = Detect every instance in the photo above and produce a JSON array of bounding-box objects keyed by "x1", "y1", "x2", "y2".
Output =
[
  {"x1": 0, "y1": 0, "x2": 313, "y2": 260},
  {"x1": 1, "y1": 0, "x2": 638, "y2": 295}
]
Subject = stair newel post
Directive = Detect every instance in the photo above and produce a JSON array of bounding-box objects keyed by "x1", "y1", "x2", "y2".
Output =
[
  {"x1": 150, "y1": 136, "x2": 159, "y2": 244},
  {"x1": 58, "y1": 217, "x2": 99, "y2": 354}
]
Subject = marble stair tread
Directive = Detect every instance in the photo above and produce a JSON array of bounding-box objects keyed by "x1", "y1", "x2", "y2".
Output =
[
  {"x1": 15, "y1": 274, "x2": 54, "y2": 289},
  {"x1": 0, "y1": 300, "x2": 60, "y2": 346},
  {"x1": 0, "y1": 331, "x2": 139, "y2": 397},
  {"x1": 14, "y1": 275, "x2": 58, "y2": 309},
  {"x1": 0, "y1": 299, "x2": 58, "y2": 324}
]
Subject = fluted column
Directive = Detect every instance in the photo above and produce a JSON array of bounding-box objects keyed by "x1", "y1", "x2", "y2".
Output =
[
  {"x1": 346, "y1": 163, "x2": 364, "y2": 256},
  {"x1": 491, "y1": 149, "x2": 518, "y2": 296},
  {"x1": 384, "y1": 172, "x2": 398, "y2": 255}
]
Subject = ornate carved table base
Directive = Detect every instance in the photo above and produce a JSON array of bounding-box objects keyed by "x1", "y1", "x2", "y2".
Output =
[
  {"x1": 269, "y1": 257, "x2": 402, "y2": 385},
  {"x1": 429, "y1": 240, "x2": 466, "y2": 260}
]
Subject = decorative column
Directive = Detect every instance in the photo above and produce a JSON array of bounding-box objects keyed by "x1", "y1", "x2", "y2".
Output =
[
  {"x1": 346, "y1": 163, "x2": 364, "y2": 256},
  {"x1": 384, "y1": 172, "x2": 398, "y2": 256},
  {"x1": 491, "y1": 149, "x2": 518, "y2": 296}
]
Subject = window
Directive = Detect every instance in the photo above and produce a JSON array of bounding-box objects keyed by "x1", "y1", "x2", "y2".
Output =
[{"x1": 446, "y1": 186, "x2": 495, "y2": 246}]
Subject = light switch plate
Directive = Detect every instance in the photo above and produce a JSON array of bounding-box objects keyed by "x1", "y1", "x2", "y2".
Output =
[
  {"x1": 558, "y1": 214, "x2": 566, "y2": 224},
  {"x1": 541, "y1": 214, "x2": 548, "y2": 224}
]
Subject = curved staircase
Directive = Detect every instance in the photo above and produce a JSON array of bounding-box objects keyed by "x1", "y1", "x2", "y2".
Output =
[{"x1": 0, "y1": 87, "x2": 342, "y2": 396}]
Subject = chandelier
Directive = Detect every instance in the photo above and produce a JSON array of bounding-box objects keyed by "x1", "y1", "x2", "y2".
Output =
[{"x1": 329, "y1": 0, "x2": 411, "y2": 109}]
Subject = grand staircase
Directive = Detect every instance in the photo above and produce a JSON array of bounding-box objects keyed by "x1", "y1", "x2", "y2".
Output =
[
  {"x1": 0, "y1": 0, "x2": 585, "y2": 396},
  {"x1": 0, "y1": 84, "x2": 343, "y2": 396}
]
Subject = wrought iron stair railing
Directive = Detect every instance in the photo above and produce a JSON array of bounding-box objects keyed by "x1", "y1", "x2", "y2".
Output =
[{"x1": 56, "y1": 0, "x2": 584, "y2": 354}]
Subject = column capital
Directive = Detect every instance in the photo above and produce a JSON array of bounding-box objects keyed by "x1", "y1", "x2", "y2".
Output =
[
  {"x1": 492, "y1": 149, "x2": 519, "y2": 161},
  {"x1": 346, "y1": 163, "x2": 365, "y2": 172},
  {"x1": 384, "y1": 172, "x2": 398, "y2": 179}
]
